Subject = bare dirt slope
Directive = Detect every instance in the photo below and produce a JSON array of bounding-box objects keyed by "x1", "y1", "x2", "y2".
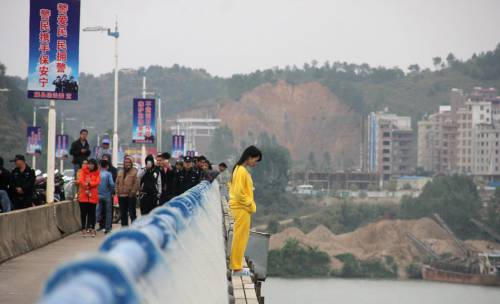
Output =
[
  {"x1": 270, "y1": 219, "x2": 500, "y2": 275},
  {"x1": 181, "y1": 80, "x2": 361, "y2": 163}
]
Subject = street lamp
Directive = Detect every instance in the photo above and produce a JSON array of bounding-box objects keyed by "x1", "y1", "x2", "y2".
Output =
[
  {"x1": 144, "y1": 91, "x2": 162, "y2": 153},
  {"x1": 83, "y1": 21, "x2": 120, "y2": 167},
  {"x1": 32, "y1": 104, "x2": 50, "y2": 170},
  {"x1": 60, "y1": 112, "x2": 76, "y2": 172}
]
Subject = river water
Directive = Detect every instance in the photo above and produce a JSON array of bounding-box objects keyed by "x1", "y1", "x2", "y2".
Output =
[{"x1": 263, "y1": 278, "x2": 500, "y2": 303}]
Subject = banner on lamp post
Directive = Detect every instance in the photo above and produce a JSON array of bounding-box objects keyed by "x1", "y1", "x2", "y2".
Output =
[
  {"x1": 27, "y1": 126, "x2": 43, "y2": 156},
  {"x1": 27, "y1": 0, "x2": 81, "y2": 101},
  {"x1": 56, "y1": 134, "x2": 69, "y2": 158},
  {"x1": 172, "y1": 135, "x2": 185, "y2": 159},
  {"x1": 132, "y1": 98, "x2": 156, "y2": 144}
]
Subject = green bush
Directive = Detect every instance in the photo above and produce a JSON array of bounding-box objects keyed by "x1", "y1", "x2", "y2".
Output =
[
  {"x1": 400, "y1": 175, "x2": 482, "y2": 239},
  {"x1": 268, "y1": 239, "x2": 331, "y2": 277},
  {"x1": 334, "y1": 253, "x2": 398, "y2": 279},
  {"x1": 406, "y1": 263, "x2": 422, "y2": 279}
]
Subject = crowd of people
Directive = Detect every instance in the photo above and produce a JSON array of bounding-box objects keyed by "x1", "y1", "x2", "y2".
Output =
[
  {"x1": 68, "y1": 129, "x2": 230, "y2": 237},
  {"x1": 1, "y1": 127, "x2": 262, "y2": 278},
  {"x1": 1, "y1": 124, "x2": 263, "y2": 279}
]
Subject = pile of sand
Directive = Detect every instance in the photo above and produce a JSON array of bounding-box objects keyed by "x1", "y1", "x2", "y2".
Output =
[
  {"x1": 269, "y1": 217, "x2": 500, "y2": 277},
  {"x1": 465, "y1": 240, "x2": 500, "y2": 252}
]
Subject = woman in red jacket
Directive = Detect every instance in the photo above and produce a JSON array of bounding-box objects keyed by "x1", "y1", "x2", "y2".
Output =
[{"x1": 79, "y1": 158, "x2": 100, "y2": 237}]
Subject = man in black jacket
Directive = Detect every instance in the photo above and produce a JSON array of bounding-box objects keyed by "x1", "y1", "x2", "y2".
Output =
[
  {"x1": 10, "y1": 155, "x2": 35, "y2": 210},
  {"x1": 139, "y1": 155, "x2": 162, "y2": 215},
  {"x1": 158, "y1": 152, "x2": 176, "y2": 204},
  {"x1": 69, "y1": 129, "x2": 91, "y2": 177}
]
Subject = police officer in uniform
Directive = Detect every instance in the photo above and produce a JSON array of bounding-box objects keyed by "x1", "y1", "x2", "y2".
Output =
[
  {"x1": 174, "y1": 156, "x2": 200, "y2": 195},
  {"x1": 10, "y1": 155, "x2": 36, "y2": 209}
]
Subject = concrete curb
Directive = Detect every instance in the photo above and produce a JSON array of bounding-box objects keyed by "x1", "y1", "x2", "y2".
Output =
[{"x1": 0, "y1": 200, "x2": 81, "y2": 264}]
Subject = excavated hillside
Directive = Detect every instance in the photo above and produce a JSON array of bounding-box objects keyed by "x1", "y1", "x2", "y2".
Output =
[
  {"x1": 182, "y1": 80, "x2": 361, "y2": 162},
  {"x1": 270, "y1": 219, "x2": 500, "y2": 277}
]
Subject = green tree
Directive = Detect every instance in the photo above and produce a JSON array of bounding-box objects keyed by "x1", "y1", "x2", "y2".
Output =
[
  {"x1": 400, "y1": 176, "x2": 482, "y2": 238},
  {"x1": 307, "y1": 151, "x2": 317, "y2": 171},
  {"x1": 268, "y1": 239, "x2": 331, "y2": 277},
  {"x1": 485, "y1": 187, "x2": 500, "y2": 234},
  {"x1": 321, "y1": 151, "x2": 332, "y2": 173},
  {"x1": 207, "y1": 125, "x2": 236, "y2": 163},
  {"x1": 267, "y1": 220, "x2": 281, "y2": 234},
  {"x1": 252, "y1": 132, "x2": 295, "y2": 212},
  {"x1": 408, "y1": 64, "x2": 421, "y2": 73},
  {"x1": 432, "y1": 57, "x2": 442, "y2": 70},
  {"x1": 446, "y1": 52, "x2": 457, "y2": 67}
]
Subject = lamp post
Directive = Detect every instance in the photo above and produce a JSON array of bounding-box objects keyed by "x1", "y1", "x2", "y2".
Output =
[
  {"x1": 143, "y1": 90, "x2": 161, "y2": 154},
  {"x1": 32, "y1": 104, "x2": 50, "y2": 170},
  {"x1": 46, "y1": 100, "x2": 56, "y2": 203},
  {"x1": 83, "y1": 21, "x2": 119, "y2": 167},
  {"x1": 60, "y1": 112, "x2": 76, "y2": 172}
]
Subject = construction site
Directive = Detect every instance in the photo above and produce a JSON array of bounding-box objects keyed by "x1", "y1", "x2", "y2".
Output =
[{"x1": 270, "y1": 214, "x2": 500, "y2": 285}]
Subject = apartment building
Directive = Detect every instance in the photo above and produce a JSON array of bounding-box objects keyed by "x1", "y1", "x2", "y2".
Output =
[{"x1": 367, "y1": 110, "x2": 414, "y2": 182}]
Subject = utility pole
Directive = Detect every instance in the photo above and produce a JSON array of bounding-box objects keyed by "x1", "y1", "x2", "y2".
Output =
[
  {"x1": 46, "y1": 100, "x2": 56, "y2": 203},
  {"x1": 157, "y1": 96, "x2": 162, "y2": 153},
  {"x1": 32, "y1": 104, "x2": 49, "y2": 170},
  {"x1": 83, "y1": 20, "x2": 119, "y2": 167},
  {"x1": 141, "y1": 75, "x2": 147, "y2": 166}
]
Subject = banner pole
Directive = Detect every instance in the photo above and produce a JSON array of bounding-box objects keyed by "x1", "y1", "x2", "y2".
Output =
[
  {"x1": 60, "y1": 113, "x2": 64, "y2": 172},
  {"x1": 32, "y1": 105, "x2": 37, "y2": 170},
  {"x1": 46, "y1": 99, "x2": 56, "y2": 204},
  {"x1": 141, "y1": 75, "x2": 147, "y2": 166}
]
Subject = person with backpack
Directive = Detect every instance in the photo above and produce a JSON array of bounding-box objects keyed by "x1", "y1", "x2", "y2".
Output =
[{"x1": 138, "y1": 154, "x2": 162, "y2": 215}]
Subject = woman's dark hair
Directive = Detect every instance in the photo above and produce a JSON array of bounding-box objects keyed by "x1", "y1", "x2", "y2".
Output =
[
  {"x1": 232, "y1": 145, "x2": 262, "y2": 174},
  {"x1": 88, "y1": 158, "x2": 99, "y2": 171},
  {"x1": 100, "y1": 159, "x2": 109, "y2": 168}
]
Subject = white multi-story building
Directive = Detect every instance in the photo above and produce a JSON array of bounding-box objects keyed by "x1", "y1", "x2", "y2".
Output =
[{"x1": 170, "y1": 118, "x2": 221, "y2": 155}]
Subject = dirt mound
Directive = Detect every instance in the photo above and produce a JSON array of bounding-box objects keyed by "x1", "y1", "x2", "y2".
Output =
[
  {"x1": 464, "y1": 240, "x2": 500, "y2": 252},
  {"x1": 307, "y1": 225, "x2": 336, "y2": 242},
  {"x1": 270, "y1": 217, "x2": 475, "y2": 277},
  {"x1": 269, "y1": 227, "x2": 307, "y2": 250}
]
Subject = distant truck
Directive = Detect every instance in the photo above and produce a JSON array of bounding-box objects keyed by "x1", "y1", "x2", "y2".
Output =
[{"x1": 296, "y1": 184, "x2": 314, "y2": 195}]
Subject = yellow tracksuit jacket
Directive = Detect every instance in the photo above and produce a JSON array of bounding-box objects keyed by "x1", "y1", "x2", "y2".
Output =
[{"x1": 229, "y1": 165, "x2": 255, "y2": 270}]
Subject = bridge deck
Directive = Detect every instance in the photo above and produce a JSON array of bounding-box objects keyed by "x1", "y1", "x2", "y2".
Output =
[{"x1": 0, "y1": 231, "x2": 107, "y2": 304}]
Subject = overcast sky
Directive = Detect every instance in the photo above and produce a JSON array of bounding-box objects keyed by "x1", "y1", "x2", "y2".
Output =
[{"x1": 1, "y1": 0, "x2": 500, "y2": 78}]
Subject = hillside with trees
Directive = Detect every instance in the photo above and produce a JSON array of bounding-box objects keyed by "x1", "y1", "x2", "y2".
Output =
[{"x1": 1, "y1": 43, "x2": 500, "y2": 167}]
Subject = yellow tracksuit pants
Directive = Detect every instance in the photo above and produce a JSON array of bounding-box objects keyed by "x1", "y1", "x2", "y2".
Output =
[{"x1": 230, "y1": 208, "x2": 251, "y2": 270}]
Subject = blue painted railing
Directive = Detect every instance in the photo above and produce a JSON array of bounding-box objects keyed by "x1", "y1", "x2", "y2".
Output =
[{"x1": 39, "y1": 180, "x2": 228, "y2": 304}]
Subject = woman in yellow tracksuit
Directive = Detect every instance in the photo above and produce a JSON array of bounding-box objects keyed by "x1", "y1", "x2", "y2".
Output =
[{"x1": 229, "y1": 145, "x2": 262, "y2": 275}]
